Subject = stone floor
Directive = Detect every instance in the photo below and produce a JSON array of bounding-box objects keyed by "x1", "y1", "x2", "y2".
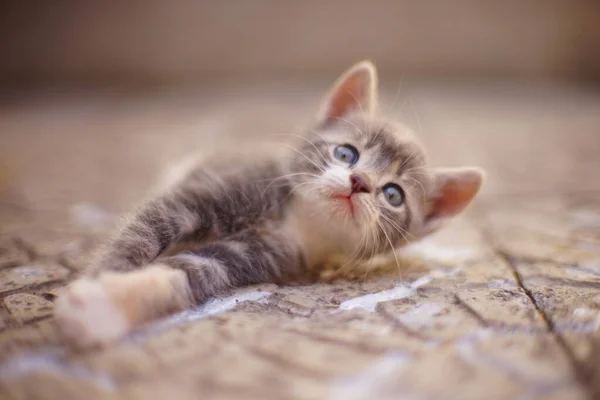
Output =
[{"x1": 0, "y1": 81, "x2": 599, "y2": 399}]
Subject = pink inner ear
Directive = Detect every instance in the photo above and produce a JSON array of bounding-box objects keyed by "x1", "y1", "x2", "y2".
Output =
[
  {"x1": 327, "y1": 75, "x2": 368, "y2": 119},
  {"x1": 428, "y1": 173, "x2": 482, "y2": 220},
  {"x1": 322, "y1": 68, "x2": 373, "y2": 122}
]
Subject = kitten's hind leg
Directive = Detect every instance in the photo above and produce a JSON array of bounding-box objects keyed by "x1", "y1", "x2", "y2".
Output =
[
  {"x1": 54, "y1": 266, "x2": 192, "y2": 349},
  {"x1": 159, "y1": 230, "x2": 303, "y2": 305}
]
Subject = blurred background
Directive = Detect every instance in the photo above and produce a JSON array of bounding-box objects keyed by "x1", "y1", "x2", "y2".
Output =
[
  {"x1": 1, "y1": 1, "x2": 600, "y2": 83},
  {"x1": 0, "y1": 0, "x2": 599, "y2": 219}
]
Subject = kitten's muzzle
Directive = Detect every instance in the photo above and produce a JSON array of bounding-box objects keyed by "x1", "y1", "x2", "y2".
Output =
[{"x1": 350, "y1": 174, "x2": 371, "y2": 194}]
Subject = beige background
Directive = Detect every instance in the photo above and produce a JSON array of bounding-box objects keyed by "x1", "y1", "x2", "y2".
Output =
[{"x1": 1, "y1": 1, "x2": 600, "y2": 84}]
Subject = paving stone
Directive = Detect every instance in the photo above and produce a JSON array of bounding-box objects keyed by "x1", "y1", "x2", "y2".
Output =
[
  {"x1": 228, "y1": 315, "x2": 381, "y2": 376},
  {"x1": 79, "y1": 343, "x2": 164, "y2": 385},
  {"x1": 560, "y1": 332, "x2": 600, "y2": 398},
  {"x1": 505, "y1": 258, "x2": 600, "y2": 332},
  {"x1": 0, "y1": 264, "x2": 70, "y2": 296},
  {"x1": 376, "y1": 292, "x2": 478, "y2": 342},
  {"x1": 290, "y1": 310, "x2": 434, "y2": 351},
  {"x1": 3, "y1": 293, "x2": 54, "y2": 324},
  {"x1": 455, "y1": 287, "x2": 546, "y2": 329},
  {"x1": 486, "y1": 200, "x2": 600, "y2": 265},
  {"x1": 330, "y1": 334, "x2": 585, "y2": 400},
  {"x1": 413, "y1": 334, "x2": 581, "y2": 400},
  {"x1": 0, "y1": 320, "x2": 62, "y2": 363},
  {"x1": 1, "y1": 372, "x2": 115, "y2": 400},
  {"x1": 528, "y1": 285, "x2": 600, "y2": 330},
  {"x1": 518, "y1": 260, "x2": 600, "y2": 284}
]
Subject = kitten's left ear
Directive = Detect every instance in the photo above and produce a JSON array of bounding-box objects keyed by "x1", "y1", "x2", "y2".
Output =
[
  {"x1": 317, "y1": 60, "x2": 378, "y2": 125},
  {"x1": 422, "y1": 167, "x2": 485, "y2": 235}
]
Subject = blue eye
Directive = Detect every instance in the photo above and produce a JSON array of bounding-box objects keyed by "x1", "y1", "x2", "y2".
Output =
[
  {"x1": 333, "y1": 144, "x2": 359, "y2": 165},
  {"x1": 382, "y1": 184, "x2": 405, "y2": 207}
]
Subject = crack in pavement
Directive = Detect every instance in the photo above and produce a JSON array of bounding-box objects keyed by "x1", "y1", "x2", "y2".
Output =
[
  {"x1": 0, "y1": 279, "x2": 67, "y2": 300},
  {"x1": 452, "y1": 294, "x2": 490, "y2": 328},
  {"x1": 284, "y1": 328, "x2": 385, "y2": 355},
  {"x1": 376, "y1": 305, "x2": 441, "y2": 345},
  {"x1": 454, "y1": 332, "x2": 575, "y2": 400},
  {"x1": 477, "y1": 217, "x2": 595, "y2": 397}
]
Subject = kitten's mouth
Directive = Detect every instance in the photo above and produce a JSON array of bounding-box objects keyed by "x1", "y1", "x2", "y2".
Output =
[{"x1": 332, "y1": 194, "x2": 355, "y2": 216}]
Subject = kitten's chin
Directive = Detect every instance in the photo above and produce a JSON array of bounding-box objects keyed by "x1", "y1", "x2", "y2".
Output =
[
  {"x1": 332, "y1": 195, "x2": 354, "y2": 214},
  {"x1": 327, "y1": 195, "x2": 369, "y2": 225},
  {"x1": 296, "y1": 186, "x2": 367, "y2": 224}
]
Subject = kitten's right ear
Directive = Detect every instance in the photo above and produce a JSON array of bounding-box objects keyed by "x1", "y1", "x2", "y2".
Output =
[
  {"x1": 421, "y1": 167, "x2": 485, "y2": 236},
  {"x1": 316, "y1": 60, "x2": 378, "y2": 125}
]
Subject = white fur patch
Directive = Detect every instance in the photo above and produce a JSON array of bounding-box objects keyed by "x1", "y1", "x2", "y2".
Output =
[
  {"x1": 54, "y1": 279, "x2": 130, "y2": 348},
  {"x1": 321, "y1": 165, "x2": 352, "y2": 190}
]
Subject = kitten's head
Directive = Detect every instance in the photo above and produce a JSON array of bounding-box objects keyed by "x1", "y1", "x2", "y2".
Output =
[{"x1": 289, "y1": 61, "x2": 484, "y2": 256}]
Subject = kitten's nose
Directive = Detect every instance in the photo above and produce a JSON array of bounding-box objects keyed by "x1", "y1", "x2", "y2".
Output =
[{"x1": 350, "y1": 174, "x2": 371, "y2": 194}]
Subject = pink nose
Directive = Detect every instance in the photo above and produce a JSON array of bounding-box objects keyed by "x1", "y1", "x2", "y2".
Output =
[{"x1": 350, "y1": 174, "x2": 370, "y2": 194}]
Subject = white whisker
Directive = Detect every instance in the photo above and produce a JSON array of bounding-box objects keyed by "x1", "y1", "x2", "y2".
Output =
[
  {"x1": 409, "y1": 98, "x2": 423, "y2": 135},
  {"x1": 404, "y1": 176, "x2": 426, "y2": 199},
  {"x1": 376, "y1": 218, "x2": 400, "y2": 272},
  {"x1": 279, "y1": 144, "x2": 326, "y2": 173},
  {"x1": 271, "y1": 133, "x2": 328, "y2": 170},
  {"x1": 387, "y1": 77, "x2": 404, "y2": 115}
]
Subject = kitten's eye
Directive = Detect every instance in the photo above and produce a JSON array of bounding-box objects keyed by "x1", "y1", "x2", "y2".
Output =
[
  {"x1": 333, "y1": 144, "x2": 359, "y2": 165},
  {"x1": 382, "y1": 183, "x2": 405, "y2": 207}
]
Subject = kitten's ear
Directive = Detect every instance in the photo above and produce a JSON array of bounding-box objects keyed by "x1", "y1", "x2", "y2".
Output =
[
  {"x1": 422, "y1": 167, "x2": 485, "y2": 235},
  {"x1": 317, "y1": 60, "x2": 378, "y2": 125}
]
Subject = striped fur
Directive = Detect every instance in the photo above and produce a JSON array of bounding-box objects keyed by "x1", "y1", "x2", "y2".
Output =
[{"x1": 54, "y1": 61, "x2": 483, "y2": 347}]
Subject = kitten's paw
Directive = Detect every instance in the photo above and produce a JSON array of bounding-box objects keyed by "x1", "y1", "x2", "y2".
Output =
[{"x1": 54, "y1": 278, "x2": 130, "y2": 349}]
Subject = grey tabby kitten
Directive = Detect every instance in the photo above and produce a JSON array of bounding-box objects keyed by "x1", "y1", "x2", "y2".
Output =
[{"x1": 54, "y1": 61, "x2": 484, "y2": 348}]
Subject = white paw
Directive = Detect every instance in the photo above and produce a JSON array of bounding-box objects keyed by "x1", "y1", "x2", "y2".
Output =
[{"x1": 54, "y1": 278, "x2": 130, "y2": 348}]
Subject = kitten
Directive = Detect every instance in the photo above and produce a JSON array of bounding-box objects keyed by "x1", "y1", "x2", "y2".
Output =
[{"x1": 54, "y1": 61, "x2": 484, "y2": 348}]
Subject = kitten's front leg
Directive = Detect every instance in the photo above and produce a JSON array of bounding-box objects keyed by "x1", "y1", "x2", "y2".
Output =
[
  {"x1": 54, "y1": 266, "x2": 192, "y2": 348},
  {"x1": 89, "y1": 190, "x2": 213, "y2": 273},
  {"x1": 55, "y1": 188, "x2": 215, "y2": 347},
  {"x1": 55, "y1": 229, "x2": 301, "y2": 348}
]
